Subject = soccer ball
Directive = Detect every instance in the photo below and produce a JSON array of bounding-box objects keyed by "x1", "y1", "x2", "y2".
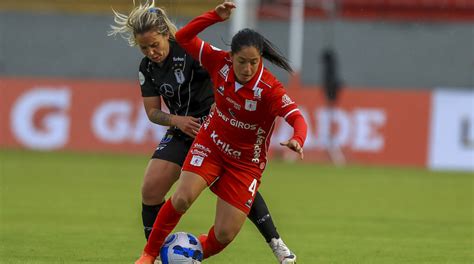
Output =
[{"x1": 160, "y1": 232, "x2": 204, "y2": 264}]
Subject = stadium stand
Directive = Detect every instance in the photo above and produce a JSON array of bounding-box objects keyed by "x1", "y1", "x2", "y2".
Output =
[
  {"x1": 259, "y1": 0, "x2": 474, "y2": 21},
  {"x1": 0, "y1": 0, "x2": 217, "y2": 16}
]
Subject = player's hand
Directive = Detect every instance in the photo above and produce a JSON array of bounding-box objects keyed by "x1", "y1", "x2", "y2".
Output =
[
  {"x1": 215, "y1": 1, "x2": 236, "y2": 21},
  {"x1": 280, "y1": 139, "x2": 304, "y2": 160},
  {"x1": 171, "y1": 115, "x2": 201, "y2": 138}
]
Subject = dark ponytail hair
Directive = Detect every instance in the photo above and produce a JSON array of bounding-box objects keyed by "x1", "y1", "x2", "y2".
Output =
[{"x1": 231, "y1": 28, "x2": 293, "y2": 73}]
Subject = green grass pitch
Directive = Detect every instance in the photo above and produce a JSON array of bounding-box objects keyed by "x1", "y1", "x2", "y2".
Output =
[{"x1": 1, "y1": 149, "x2": 472, "y2": 263}]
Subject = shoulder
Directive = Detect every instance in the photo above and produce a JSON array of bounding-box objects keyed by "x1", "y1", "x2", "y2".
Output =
[
  {"x1": 139, "y1": 57, "x2": 152, "y2": 73},
  {"x1": 215, "y1": 53, "x2": 232, "y2": 79},
  {"x1": 260, "y1": 68, "x2": 283, "y2": 90}
]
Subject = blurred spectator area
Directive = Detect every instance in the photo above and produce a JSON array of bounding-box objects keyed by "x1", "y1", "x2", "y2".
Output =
[
  {"x1": 260, "y1": 0, "x2": 474, "y2": 21},
  {"x1": 0, "y1": 0, "x2": 217, "y2": 16}
]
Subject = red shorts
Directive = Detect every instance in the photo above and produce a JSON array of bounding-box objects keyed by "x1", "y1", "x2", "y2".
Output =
[{"x1": 182, "y1": 136, "x2": 262, "y2": 214}]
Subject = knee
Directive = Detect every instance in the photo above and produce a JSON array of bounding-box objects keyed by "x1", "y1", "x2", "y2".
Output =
[
  {"x1": 171, "y1": 192, "x2": 193, "y2": 212},
  {"x1": 214, "y1": 226, "x2": 239, "y2": 244},
  {"x1": 141, "y1": 180, "x2": 162, "y2": 202}
]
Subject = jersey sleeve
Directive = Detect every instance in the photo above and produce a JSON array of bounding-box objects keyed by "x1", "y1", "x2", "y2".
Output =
[
  {"x1": 268, "y1": 82, "x2": 300, "y2": 120},
  {"x1": 268, "y1": 82, "x2": 307, "y2": 147},
  {"x1": 175, "y1": 10, "x2": 227, "y2": 75},
  {"x1": 138, "y1": 60, "x2": 159, "y2": 97}
]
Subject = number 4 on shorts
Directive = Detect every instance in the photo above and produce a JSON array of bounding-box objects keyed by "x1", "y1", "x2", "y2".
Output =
[{"x1": 248, "y1": 179, "x2": 257, "y2": 196}]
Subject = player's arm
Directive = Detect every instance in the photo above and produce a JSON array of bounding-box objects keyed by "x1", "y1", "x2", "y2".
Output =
[
  {"x1": 269, "y1": 84, "x2": 308, "y2": 159},
  {"x1": 280, "y1": 112, "x2": 307, "y2": 159},
  {"x1": 175, "y1": 3, "x2": 234, "y2": 73},
  {"x1": 143, "y1": 97, "x2": 201, "y2": 138},
  {"x1": 143, "y1": 96, "x2": 171, "y2": 126}
]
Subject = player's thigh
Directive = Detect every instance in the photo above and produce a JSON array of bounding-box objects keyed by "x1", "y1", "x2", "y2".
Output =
[
  {"x1": 214, "y1": 198, "x2": 247, "y2": 244},
  {"x1": 142, "y1": 159, "x2": 181, "y2": 202},
  {"x1": 171, "y1": 171, "x2": 208, "y2": 212},
  {"x1": 210, "y1": 164, "x2": 261, "y2": 214}
]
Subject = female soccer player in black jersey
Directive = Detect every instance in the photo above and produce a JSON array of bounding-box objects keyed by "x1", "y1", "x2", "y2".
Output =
[{"x1": 109, "y1": 1, "x2": 296, "y2": 263}]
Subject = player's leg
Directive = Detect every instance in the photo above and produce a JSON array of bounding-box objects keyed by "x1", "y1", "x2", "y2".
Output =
[
  {"x1": 200, "y1": 198, "x2": 247, "y2": 259},
  {"x1": 136, "y1": 171, "x2": 208, "y2": 264},
  {"x1": 141, "y1": 131, "x2": 190, "y2": 240},
  {"x1": 141, "y1": 159, "x2": 181, "y2": 240},
  {"x1": 248, "y1": 191, "x2": 297, "y2": 264}
]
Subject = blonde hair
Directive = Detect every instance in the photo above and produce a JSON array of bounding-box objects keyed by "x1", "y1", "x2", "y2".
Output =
[{"x1": 109, "y1": 0, "x2": 177, "y2": 46}]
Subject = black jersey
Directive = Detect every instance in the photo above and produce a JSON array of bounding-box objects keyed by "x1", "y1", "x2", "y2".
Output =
[{"x1": 138, "y1": 40, "x2": 214, "y2": 119}]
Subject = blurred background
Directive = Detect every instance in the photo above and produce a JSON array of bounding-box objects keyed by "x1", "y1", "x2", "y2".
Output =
[{"x1": 1, "y1": 1, "x2": 473, "y2": 263}]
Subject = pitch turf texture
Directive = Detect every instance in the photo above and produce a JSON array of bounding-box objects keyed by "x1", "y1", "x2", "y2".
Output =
[{"x1": 1, "y1": 149, "x2": 472, "y2": 264}]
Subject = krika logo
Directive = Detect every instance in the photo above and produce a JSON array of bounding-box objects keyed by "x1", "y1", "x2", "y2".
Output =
[{"x1": 210, "y1": 130, "x2": 241, "y2": 158}]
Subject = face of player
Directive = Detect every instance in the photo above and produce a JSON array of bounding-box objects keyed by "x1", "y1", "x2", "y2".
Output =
[
  {"x1": 136, "y1": 31, "x2": 170, "y2": 65},
  {"x1": 231, "y1": 46, "x2": 261, "y2": 84}
]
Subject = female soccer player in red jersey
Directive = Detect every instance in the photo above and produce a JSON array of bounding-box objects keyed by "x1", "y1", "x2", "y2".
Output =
[
  {"x1": 135, "y1": 2, "x2": 307, "y2": 263},
  {"x1": 110, "y1": 1, "x2": 298, "y2": 263}
]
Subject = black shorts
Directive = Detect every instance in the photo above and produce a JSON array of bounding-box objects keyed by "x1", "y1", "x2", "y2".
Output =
[{"x1": 151, "y1": 128, "x2": 194, "y2": 167}]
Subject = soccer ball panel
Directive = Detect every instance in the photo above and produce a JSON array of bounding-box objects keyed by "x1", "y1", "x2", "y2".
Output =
[{"x1": 160, "y1": 232, "x2": 203, "y2": 264}]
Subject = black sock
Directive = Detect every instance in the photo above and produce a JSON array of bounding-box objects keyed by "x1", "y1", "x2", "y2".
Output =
[
  {"x1": 142, "y1": 201, "x2": 165, "y2": 240},
  {"x1": 248, "y1": 191, "x2": 280, "y2": 243}
]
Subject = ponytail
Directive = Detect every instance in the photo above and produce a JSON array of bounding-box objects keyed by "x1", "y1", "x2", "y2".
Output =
[{"x1": 231, "y1": 28, "x2": 293, "y2": 73}]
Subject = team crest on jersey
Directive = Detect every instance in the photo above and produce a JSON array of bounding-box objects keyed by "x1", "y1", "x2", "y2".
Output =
[
  {"x1": 190, "y1": 155, "x2": 204, "y2": 167},
  {"x1": 217, "y1": 85, "x2": 225, "y2": 96},
  {"x1": 253, "y1": 87, "x2": 263, "y2": 100},
  {"x1": 245, "y1": 99, "x2": 257, "y2": 111},
  {"x1": 219, "y1": 64, "x2": 230, "y2": 79},
  {"x1": 174, "y1": 69, "x2": 185, "y2": 84},
  {"x1": 281, "y1": 94, "x2": 294, "y2": 107}
]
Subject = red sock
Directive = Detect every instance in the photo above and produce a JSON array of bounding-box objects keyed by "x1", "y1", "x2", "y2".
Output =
[
  {"x1": 202, "y1": 226, "x2": 229, "y2": 259},
  {"x1": 144, "y1": 199, "x2": 183, "y2": 257}
]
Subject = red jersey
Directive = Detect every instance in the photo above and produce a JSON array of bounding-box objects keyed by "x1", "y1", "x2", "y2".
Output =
[{"x1": 176, "y1": 11, "x2": 305, "y2": 169}]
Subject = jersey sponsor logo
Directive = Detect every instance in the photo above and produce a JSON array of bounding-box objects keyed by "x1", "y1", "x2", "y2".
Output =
[
  {"x1": 245, "y1": 99, "x2": 257, "y2": 111},
  {"x1": 253, "y1": 87, "x2": 263, "y2": 100},
  {"x1": 219, "y1": 64, "x2": 230, "y2": 79},
  {"x1": 216, "y1": 107, "x2": 230, "y2": 122},
  {"x1": 226, "y1": 97, "x2": 241, "y2": 110},
  {"x1": 172, "y1": 57, "x2": 185, "y2": 62},
  {"x1": 210, "y1": 130, "x2": 241, "y2": 158},
  {"x1": 216, "y1": 108, "x2": 257, "y2": 130},
  {"x1": 159, "y1": 83, "x2": 174, "y2": 98},
  {"x1": 138, "y1": 71, "x2": 145, "y2": 85},
  {"x1": 193, "y1": 143, "x2": 211, "y2": 153},
  {"x1": 282, "y1": 94, "x2": 294, "y2": 108},
  {"x1": 191, "y1": 149, "x2": 208, "y2": 158},
  {"x1": 217, "y1": 85, "x2": 225, "y2": 96},
  {"x1": 174, "y1": 69, "x2": 185, "y2": 84},
  {"x1": 190, "y1": 155, "x2": 204, "y2": 167},
  {"x1": 230, "y1": 119, "x2": 257, "y2": 130},
  {"x1": 252, "y1": 127, "x2": 266, "y2": 163}
]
